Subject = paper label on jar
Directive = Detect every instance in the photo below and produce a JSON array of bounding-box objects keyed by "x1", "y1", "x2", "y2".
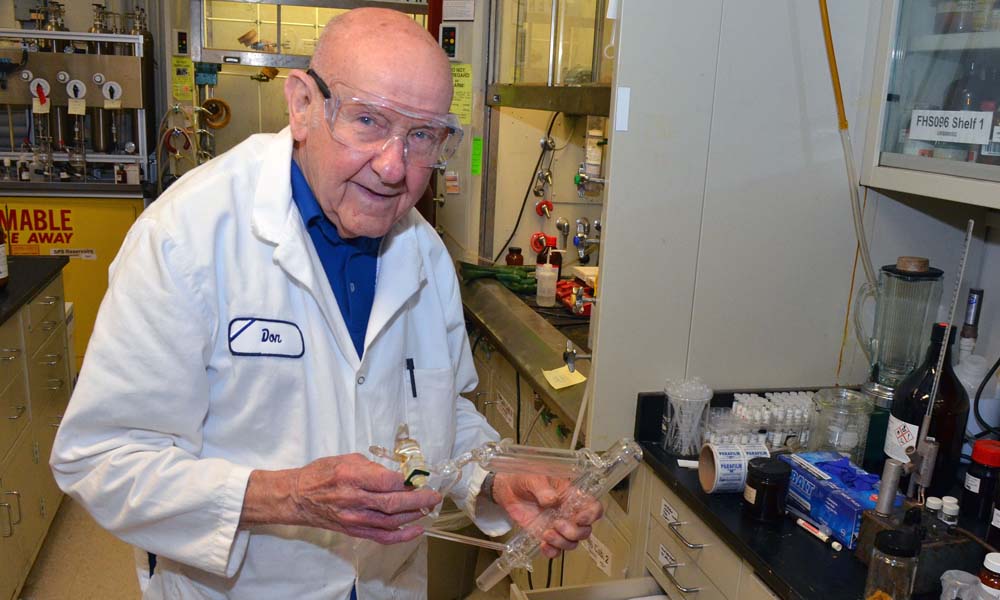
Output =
[
  {"x1": 966, "y1": 473, "x2": 982, "y2": 494},
  {"x1": 743, "y1": 485, "x2": 758, "y2": 504},
  {"x1": 884, "y1": 414, "x2": 919, "y2": 463},
  {"x1": 909, "y1": 110, "x2": 993, "y2": 145}
]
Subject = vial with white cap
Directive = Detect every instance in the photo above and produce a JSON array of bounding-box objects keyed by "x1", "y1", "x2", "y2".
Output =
[
  {"x1": 925, "y1": 497, "x2": 943, "y2": 518},
  {"x1": 943, "y1": 495, "x2": 960, "y2": 506},
  {"x1": 940, "y1": 503, "x2": 960, "y2": 526}
]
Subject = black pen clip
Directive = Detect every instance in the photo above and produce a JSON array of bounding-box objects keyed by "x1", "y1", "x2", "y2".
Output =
[{"x1": 406, "y1": 358, "x2": 417, "y2": 398}]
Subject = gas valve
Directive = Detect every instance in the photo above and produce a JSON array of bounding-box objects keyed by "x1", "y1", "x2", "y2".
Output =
[{"x1": 534, "y1": 199, "x2": 553, "y2": 219}]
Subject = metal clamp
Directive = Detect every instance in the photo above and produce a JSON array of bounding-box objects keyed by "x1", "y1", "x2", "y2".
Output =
[
  {"x1": 668, "y1": 521, "x2": 706, "y2": 549},
  {"x1": 7, "y1": 405, "x2": 25, "y2": 421},
  {"x1": 38, "y1": 295, "x2": 60, "y2": 306},
  {"x1": 40, "y1": 354, "x2": 62, "y2": 367},
  {"x1": 0, "y1": 503, "x2": 11, "y2": 537},
  {"x1": 661, "y1": 563, "x2": 701, "y2": 594},
  {"x1": 4, "y1": 491, "x2": 21, "y2": 525},
  {"x1": 45, "y1": 378, "x2": 64, "y2": 390}
]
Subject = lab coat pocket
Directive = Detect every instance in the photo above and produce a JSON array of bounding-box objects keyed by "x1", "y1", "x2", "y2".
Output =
[{"x1": 405, "y1": 367, "x2": 457, "y2": 466}]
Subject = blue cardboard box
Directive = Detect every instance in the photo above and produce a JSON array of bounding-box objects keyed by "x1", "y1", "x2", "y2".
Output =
[{"x1": 778, "y1": 452, "x2": 902, "y2": 550}]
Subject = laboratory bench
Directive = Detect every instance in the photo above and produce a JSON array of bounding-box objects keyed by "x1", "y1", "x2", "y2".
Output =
[{"x1": 0, "y1": 256, "x2": 71, "y2": 600}]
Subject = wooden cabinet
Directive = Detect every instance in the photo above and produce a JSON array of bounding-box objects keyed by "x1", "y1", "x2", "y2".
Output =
[{"x1": 0, "y1": 272, "x2": 69, "y2": 600}]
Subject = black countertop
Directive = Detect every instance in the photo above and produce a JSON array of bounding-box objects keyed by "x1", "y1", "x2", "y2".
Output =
[
  {"x1": 0, "y1": 256, "x2": 69, "y2": 325},
  {"x1": 635, "y1": 392, "x2": 868, "y2": 600}
]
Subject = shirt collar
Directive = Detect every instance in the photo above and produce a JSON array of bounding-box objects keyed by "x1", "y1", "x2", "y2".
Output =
[{"x1": 290, "y1": 159, "x2": 381, "y2": 254}]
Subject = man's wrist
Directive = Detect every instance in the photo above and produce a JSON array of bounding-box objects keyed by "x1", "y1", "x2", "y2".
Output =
[{"x1": 481, "y1": 472, "x2": 496, "y2": 503}]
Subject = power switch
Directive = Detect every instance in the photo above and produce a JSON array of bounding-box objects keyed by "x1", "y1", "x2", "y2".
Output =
[{"x1": 440, "y1": 25, "x2": 457, "y2": 60}]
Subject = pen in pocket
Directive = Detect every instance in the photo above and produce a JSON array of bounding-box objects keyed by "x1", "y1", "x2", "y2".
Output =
[{"x1": 406, "y1": 358, "x2": 417, "y2": 397}]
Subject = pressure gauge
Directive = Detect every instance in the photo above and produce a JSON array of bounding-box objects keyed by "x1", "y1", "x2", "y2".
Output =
[
  {"x1": 19, "y1": 70, "x2": 32, "y2": 82},
  {"x1": 66, "y1": 80, "x2": 86, "y2": 99},
  {"x1": 102, "y1": 81, "x2": 123, "y2": 101},
  {"x1": 29, "y1": 78, "x2": 50, "y2": 98},
  {"x1": 55, "y1": 71, "x2": 70, "y2": 84},
  {"x1": 92, "y1": 72, "x2": 105, "y2": 85}
]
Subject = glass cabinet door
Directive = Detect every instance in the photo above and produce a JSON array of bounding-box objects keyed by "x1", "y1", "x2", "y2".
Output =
[{"x1": 879, "y1": 0, "x2": 1000, "y2": 182}]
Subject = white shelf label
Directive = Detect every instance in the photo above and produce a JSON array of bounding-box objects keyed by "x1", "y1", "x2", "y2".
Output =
[
  {"x1": 909, "y1": 110, "x2": 993, "y2": 145},
  {"x1": 658, "y1": 544, "x2": 676, "y2": 567},
  {"x1": 660, "y1": 498, "x2": 679, "y2": 524},
  {"x1": 582, "y1": 534, "x2": 612, "y2": 577}
]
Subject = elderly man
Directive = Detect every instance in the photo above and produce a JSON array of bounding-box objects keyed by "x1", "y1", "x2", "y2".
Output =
[{"x1": 51, "y1": 8, "x2": 599, "y2": 599}]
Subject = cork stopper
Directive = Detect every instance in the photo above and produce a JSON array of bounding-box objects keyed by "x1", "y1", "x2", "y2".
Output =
[{"x1": 896, "y1": 256, "x2": 930, "y2": 273}]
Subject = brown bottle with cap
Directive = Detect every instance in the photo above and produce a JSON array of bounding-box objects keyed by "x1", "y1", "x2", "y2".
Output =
[{"x1": 0, "y1": 217, "x2": 8, "y2": 291}]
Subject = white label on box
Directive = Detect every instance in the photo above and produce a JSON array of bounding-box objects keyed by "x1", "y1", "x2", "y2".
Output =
[
  {"x1": 495, "y1": 390, "x2": 515, "y2": 430},
  {"x1": 909, "y1": 110, "x2": 993, "y2": 145},
  {"x1": 884, "y1": 414, "x2": 919, "y2": 463},
  {"x1": 658, "y1": 544, "x2": 676, "y2": 567},
  {"x1": 966, "y1": 473, "x2": 982, "y2": 494},
  {"x1": 744, "y1": 485, "x2": 758, "y2": 504},
  {"x1": 581, "y1": 534, "x2": 612, "y2": 577},
  {"x1": 660, "y1": 498, "x2": 679, "y2": 524}
]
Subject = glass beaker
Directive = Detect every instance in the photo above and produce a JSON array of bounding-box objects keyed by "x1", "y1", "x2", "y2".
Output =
[
  {"x1": 808, "y1": 388, "x2": 873, "y2": 466},
  {"x1": 854, "y1": 258, "x2": 943, "y2": 391}
]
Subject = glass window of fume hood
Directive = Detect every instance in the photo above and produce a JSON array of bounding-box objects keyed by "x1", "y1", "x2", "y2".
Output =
[
  {"x1": 878, "y1": 0, "x2": 1000, "y2": 181},
  {"x1": 497, "y1": 0, "x2": 614, "y2": 86}
]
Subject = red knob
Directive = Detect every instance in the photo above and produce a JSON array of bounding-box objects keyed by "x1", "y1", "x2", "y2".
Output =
[
  {"x1": 529, "y1": 232, "x2": 557, "y2": 254},
  {"x1": 535, "y1": 199, "x2": 553, "y2": 218}
]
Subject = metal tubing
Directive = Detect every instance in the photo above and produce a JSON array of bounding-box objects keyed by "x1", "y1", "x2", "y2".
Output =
[{"x1": 876, "y1": 459, "x2": 903, "y2": 516}]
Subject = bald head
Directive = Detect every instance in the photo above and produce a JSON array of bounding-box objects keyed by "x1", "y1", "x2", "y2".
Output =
[{"x1": 310, "y1": 8, "x2": 453, "y2": 113}]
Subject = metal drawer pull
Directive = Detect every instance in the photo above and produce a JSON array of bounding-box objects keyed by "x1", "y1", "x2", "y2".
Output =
[
  {"x1": 7, "y1": 405, "x2": 25, "y2": 420},
  {"x1": 38, "y1": 295, "x2": 60, "y2": 306},
  {"x1": 0, "y1": 348, "x2": 20, "y2": 361},
  {"x1": 669, "y1": 521, "x2": 706, "y2": 549},
  {"x1": 0, "y1": 503, "x2": 11, "y2": 537},
  {"x1": 51, "y1": 415, "x2": 63, "y2": 428},
  {"x1": 482, "y1": 400, "x2": 498, "y2": 407},
  {"x1": 46, "y1": 379, "x2": 65, "y2": 390},
  {"x1": 3, "y1": 491, "x2": 21, "y2": 525},
  {"x1": 40, "y1": 354, "x2": 62, "y2": 367},
  {"x1": 661, "y1": 562, "x2": 701, "y2": 594},
  {"x1": 40, "y1": 320, "x2": 59, "y2": 332}
]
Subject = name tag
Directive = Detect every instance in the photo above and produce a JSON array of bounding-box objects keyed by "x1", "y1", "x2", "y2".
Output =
[{"x1": 228, "y1": 318, "x2": 304, "y2": 358}]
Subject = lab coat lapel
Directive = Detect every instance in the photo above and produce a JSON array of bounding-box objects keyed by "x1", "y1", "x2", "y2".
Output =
[
  {"x1": 250, "y1": 128, "x2": 361, "y2": 370},
  {"x1": 365, "y1": 217, "x2": 426, "y2": 354}
]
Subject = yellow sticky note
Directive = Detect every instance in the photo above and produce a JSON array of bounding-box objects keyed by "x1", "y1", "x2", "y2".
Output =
[
  {"x1": 542, "y1": 366, "x2": 587, "y2": 390},
  {"x1": 68, "y1": 98, "x2": 86, "y2": 115},
  {"x1": 32, "y1": 98, "x2": 50, "y2": 114}
]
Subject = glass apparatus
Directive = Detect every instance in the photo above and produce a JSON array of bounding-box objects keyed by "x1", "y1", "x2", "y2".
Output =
[
  {"x1": 864, "y1": 529, "x2": 920, "y2": 600},
  {"x1": 855, "y1": 258, "x2": 944, "y2": 394},
  {"x1": 808, "y1": 388, "x2": 873, "y2": 466}
]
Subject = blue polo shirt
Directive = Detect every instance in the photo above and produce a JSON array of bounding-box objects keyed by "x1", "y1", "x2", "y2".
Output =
[{"x1": 290, "y1": 161, "x2": 380, "y2": 360}]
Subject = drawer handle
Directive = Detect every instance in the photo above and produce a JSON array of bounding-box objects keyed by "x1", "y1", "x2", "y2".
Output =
[
  {"x1": 482, "y1": 400, "x2": 498, "y2": 407},
  {"x1": 7, "y1": 405, "x2": 25, "y2": 420},
  {"x1": 661, "y1": 562, "x2": 701, "y2": 594},
  {"x1": 40, "y1": 320, "x2": 59, "y2": 332},
  {"x1": 46, "y1": 379, "x2": 65, "y2": 390},
  {"x1": 0, "y1": 503, "x2": 11, "y2": 537},
  {"x1": 0, "y1": 348, "x2": 20, "y2": 361},
  {"x1": 38, "y1": 295, "x2": 60, "y2": 306},
  {"x1": 3, "y1": 491, "x2": 21, "y2": 525},
  {"x1": 50, "y1": 415, "x2": 63, "y2": 428},
  {"x1": 40, "y1": 354, "x2": 62, "y2": 367},
  {"x1": 669, "y1": 521, "x2": 706, "y2": 549}
]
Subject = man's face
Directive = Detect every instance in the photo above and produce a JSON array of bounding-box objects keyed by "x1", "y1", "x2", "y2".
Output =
[{"x1": 299, "y1": 57, "x2": 453, "y2": 239}]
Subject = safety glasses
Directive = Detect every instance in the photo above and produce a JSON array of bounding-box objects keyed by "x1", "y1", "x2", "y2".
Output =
[{"x1": 306, "y1": 69, "x2": 463, "y2": 169}]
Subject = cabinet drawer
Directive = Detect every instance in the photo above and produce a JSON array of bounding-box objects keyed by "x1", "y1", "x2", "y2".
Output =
[
  {"x1": 737, "y1": 569, "x2": 779, "y2": 600},
  {"x1": 462, "y1": 354, "x2": 492, "y2": 413},
  {"x1": 24, "y1": 277, "x2": 64, "y2": 357},
  {"x1": 511, "y1": 576, "x2": 664, "y2": 600},
  {"x1": 647, "y1": 470, "x2": 742, "y2": 599},
  {"x1": 646, "y1": 518, "x2": 726, "y2": 600},
  {"x1": 484, "y1": 386, "x2": 516, "y2": 441},
  {"x1": 562, "y1": 508, "x2": 631, "y2": 586},
  {"x1": 492, "y1": 351, "x2": 518, "y2": 401},
  {"x1": 28, "y1": 325, "x2": 69, "y2": 428},
  {"x1": 0, "y1": 314, "x2": 25, "y2": 393},
  {"x1": 0, "y1": 375, "x2": 29, "y2": 463}
]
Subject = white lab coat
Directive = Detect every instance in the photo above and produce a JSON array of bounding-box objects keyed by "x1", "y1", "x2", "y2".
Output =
[{"x1": 50, "y1": 127, "x2": 511, "y2": 599}]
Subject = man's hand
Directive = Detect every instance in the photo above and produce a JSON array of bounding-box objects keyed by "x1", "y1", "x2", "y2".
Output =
[
  {"x1": 491, "y1": 473, "x2": 603, "y2": 559},
  {"x1": 241, "y1": 453, "x2": 441, "y2": 545}
]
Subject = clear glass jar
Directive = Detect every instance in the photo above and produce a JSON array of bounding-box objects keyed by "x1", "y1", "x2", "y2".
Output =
[
  {"x1": 808, "y1": 388, "x2": 873, "y2": 466},
  {"x1": 864, "y1": 530, "x2": 920, "y2": 600}
]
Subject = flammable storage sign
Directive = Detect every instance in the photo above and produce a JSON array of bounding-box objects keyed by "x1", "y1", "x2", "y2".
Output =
[{"x1": 0, "y1": 197, "x2": 144, "y2": 370}]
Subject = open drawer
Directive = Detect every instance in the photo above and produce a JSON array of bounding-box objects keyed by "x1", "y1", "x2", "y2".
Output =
[{"x1": 511, "y1": 576, "x2": 666, "y2": 600}]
